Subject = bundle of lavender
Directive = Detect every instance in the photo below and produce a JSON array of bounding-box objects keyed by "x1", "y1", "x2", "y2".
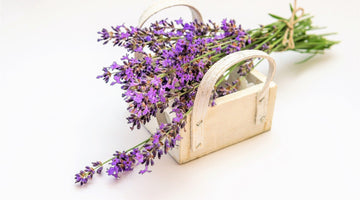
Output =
[{"x1": 75, "y1": 1, "x2": 338, "y2": 185}]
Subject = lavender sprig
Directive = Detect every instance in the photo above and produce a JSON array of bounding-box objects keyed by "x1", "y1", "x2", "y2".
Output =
[
  {"x1": 76, "y1": 2, "x2": 338, "y2": 185},
  {"x1": 97, "y1": 19, "x2": 250, "y2": 130}
]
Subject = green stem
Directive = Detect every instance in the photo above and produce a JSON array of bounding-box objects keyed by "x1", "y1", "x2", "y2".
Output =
[
  {"x1": 254, "y1": 24, "x2": 286, "y2": 50},
  {"x1": 88, "y1": 138, "x2": 151, "y2": 174},
  {"x1": 93, "y1": 12, "x2": 338, "y2": 175},
  {"x1": 91, "y1": 107, "x2": 194, "y2": 173}
]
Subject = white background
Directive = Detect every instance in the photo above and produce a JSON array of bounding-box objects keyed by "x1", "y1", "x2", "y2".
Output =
[{"x1": 1, "y1": 0, "x2": 359, "y2": 199}]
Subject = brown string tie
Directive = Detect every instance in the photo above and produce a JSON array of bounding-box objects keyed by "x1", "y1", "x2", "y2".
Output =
[{"x1": 281, "y1": 0, "x2": 304, "y2": 49}]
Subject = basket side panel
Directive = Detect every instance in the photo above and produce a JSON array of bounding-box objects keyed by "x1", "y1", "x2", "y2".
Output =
[{"x1": 177, "y1": 74, "x2": 277, "y2": 163}]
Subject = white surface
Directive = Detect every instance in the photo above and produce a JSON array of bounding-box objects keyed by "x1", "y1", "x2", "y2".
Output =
[{"x1": 1, "y1": 0, "x2": 359, "y2": 199}]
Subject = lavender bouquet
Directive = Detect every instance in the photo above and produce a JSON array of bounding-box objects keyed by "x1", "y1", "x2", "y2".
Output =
[{"x1": 75, "y1": 1, "x2": 338, "y2": 185}]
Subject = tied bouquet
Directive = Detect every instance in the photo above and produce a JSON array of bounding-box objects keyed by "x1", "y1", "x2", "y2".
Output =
[{"x1": 75, "y1": 1, "x2": 338, "y2": 185}]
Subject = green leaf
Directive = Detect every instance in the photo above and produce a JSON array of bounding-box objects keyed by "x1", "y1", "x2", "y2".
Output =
[
  {"x1": 290, "y1": 3, "x2": 294, "y2": 12},
  {"x1": 268, "y1": 13, "x2": 286, "y2": 20}
]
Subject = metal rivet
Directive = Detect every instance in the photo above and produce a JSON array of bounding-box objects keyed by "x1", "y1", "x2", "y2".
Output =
[{"x1": 260, "y1": 116, "x2": 266, "y2": 122}]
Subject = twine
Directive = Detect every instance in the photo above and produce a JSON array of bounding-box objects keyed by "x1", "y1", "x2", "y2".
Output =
[{"x1": 281, "y1": 0, "x2": 304, "y2": 49}]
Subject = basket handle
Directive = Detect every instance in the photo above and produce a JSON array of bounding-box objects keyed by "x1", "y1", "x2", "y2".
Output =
[
  {"x1": 191, "y1": 50, "x2": 276, "y2": 151},
  {"x1": 138, "y1": 0, "x2": 203, "y2": 27},
  {"x1": 135, "y1": 0, "x2": 204, "y2": 59}
]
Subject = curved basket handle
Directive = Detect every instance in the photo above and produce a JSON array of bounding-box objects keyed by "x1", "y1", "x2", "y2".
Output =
[
  {"x1": 135, "y1": 0, "x2": 204, "y2": 59},
  {"x1": 138, "y1": 0, "x2": 203, "y2": 28},
  {"x1": 191, "y1": 50, "x2": 276, "y2": 151}
]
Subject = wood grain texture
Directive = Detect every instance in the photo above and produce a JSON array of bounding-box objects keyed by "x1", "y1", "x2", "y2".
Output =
[
  {"x1": 169, "y1": 70, "x2": 277, "y2": 163},
  {"x1": 191, "y1": 50, "x2": 276, "y2": 151}
]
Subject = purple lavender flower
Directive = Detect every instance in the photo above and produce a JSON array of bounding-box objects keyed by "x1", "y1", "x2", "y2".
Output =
[
  {"x1": 175, "y1": 18, "x2": 183, "y2": 25},
  {"x1": 96, "y1": 67, "x2": 111, "y2": 83},
  {"x1": 139, "y1": 165, "x2": 151, "y2": 174},
  {"x1": 135, "y1": 153, "x2": 144, "y2": 163},
  {"x1": 76, "y1": 1, "x2": 339, "y2": 185},
  {"x1": 173, "y1": 111, "x2": 183, "y2": 123},
  {"x1": 152, "y1": 132, "x2": 161, "y2": 147},
  {"x1": 75, "y1": 171, "x2": 88, "y2": 185},
  {"x1": 78, "y1": 18, "x2": 256, "y2": 185},
  {"x1": 110, "y1": 62, "x2": 120, "y2": 70},
  {"x1": 133, "y1": 93, "x2": 143, "y2": 104},
  {"x1": 75, "y1": 166, "x2": 95, "y2": 185},
  {"x1": 92, "y1": 161, "x2": 103, "y2": 174}
]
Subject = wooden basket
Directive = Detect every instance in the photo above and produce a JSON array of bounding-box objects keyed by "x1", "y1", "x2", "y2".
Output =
[{"x1": 137, "y1": 0, "x2": 277, "y2": 164}]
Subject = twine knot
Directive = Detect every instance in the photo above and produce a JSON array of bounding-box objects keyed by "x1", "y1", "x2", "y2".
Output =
[{"x1": 281, "y1": 0, "x2": 304, "y2": 49}]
